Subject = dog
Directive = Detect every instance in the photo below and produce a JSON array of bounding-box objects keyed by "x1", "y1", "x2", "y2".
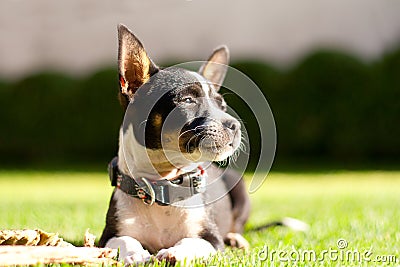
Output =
[{"x1": 99, "y1": 24, "x2": 251, "y2": 265}]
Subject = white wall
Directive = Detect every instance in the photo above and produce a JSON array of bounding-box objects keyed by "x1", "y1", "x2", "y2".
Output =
[{"x1": 1, "y1": 0, "x2": 400, "y2": 79}]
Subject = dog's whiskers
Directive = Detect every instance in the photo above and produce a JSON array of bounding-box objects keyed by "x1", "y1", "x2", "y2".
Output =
[{"x1": 178, "y1": 125, "x2": 207, "y2": 139}]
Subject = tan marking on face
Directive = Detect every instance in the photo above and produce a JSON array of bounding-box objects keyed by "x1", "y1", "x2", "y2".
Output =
[{"x1": 153, "y1": 113, "x2": 163, "y2": 127}]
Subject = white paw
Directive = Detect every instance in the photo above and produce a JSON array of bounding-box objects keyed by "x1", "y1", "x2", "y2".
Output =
[
  {"x1": 105, "y1": 236, "x2": 151, "y2": 265},
  {"x1": 156, "y1": 247, "x2": 182, "y2": 264},
  {"x1": 155, "y1": 238, "x2": 216, "y2": 264},
  {"x1": 124, "y1": 250, "x2": 151, "y2": 265}
]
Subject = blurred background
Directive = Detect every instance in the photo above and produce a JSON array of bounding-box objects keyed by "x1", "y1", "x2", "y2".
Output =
[{"x1": 1, "y1": 0, "x2": 399, "y2": 171}]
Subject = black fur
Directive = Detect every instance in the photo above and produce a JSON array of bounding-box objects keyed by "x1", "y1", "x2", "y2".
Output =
[
  {"x1": 199, "y1": 225, "x2": 225, "y2": 251},
  {"x1": 99, "y1": 190, "x2": 119, "y2": 247}
]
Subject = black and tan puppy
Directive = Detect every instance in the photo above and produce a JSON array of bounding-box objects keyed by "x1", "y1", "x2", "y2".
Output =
[{"x1": 99, "y1": 24, "x2": 250, "y2": 265}]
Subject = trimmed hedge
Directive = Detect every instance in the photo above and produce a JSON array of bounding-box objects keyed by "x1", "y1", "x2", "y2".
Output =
[
  {"x1": 0, "y1": 70, "x2": 123, "y2": 165},
  {"x1": 0, "y1": 48, "x2": 399, "y2": 168},
  {"x1": 231, "y1": 49, "x2": 400, "y2": 167}
]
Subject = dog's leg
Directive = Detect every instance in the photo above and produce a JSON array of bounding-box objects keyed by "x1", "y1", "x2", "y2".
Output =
[
  {"x1": 106, "y1": 236, "x2": 151, "y2": 264},
  {"x1": 224, "y1": 232, "x2": 250, "y2": 250},
  {"x1": 155, "y1": 238, "x2": 216, "y2": 264},
  {"x1": 221, "y1": 168, "x2": 251, "y2": 250}
]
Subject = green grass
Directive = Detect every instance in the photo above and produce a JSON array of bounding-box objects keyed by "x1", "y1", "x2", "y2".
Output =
[{"x1": 0, "y1": 170, "x2": 399, "y2": 266}]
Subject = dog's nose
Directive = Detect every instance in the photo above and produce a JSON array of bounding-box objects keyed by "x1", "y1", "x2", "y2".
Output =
[{"x1": 223, "y1": 119, "x2": 240, "y2": 132}]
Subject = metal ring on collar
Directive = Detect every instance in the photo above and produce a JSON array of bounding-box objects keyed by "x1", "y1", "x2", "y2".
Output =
[{"x1": 141, "y1": 177, "x2": 155, "y2": 206}]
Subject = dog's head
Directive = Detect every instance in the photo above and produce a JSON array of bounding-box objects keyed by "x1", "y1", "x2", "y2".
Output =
[{"x1": 118, "y1": 24, "x2": 241, "y2": 170}]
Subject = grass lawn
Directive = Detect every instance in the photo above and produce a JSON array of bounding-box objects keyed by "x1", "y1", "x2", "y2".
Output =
[{"x1": 0, "y1": 169, "x2": 399, "y2": 266}]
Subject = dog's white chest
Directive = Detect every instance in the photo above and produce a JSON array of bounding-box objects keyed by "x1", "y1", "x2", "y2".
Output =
[{"x1": 114, "y1": 189, "x2": 206, "y2": 253}]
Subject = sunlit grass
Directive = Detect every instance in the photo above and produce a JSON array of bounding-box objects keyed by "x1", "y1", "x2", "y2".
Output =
[
  {"x1": 0, "y1": 171, "x2": 112, "y2": 244},
  {"x1": 0, "y1": 170, "x2": 399, "y2": 266}
]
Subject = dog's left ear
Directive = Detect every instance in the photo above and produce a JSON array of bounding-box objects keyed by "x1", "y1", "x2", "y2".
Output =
[
  {"x1": 118, "y1": 24, "x2": 159, "y2": 104},
  {"x1": 199, "y1": 45, "x2": 230, "y2": 91}
]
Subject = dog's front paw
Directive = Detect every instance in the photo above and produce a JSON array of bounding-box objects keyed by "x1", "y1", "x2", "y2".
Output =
[
  {"x1": 156, "y1": 247, "x2": 181, "y2": 264},
  {"x1": 156, "y1": 246, "x2": 197, "y2": 265},
  {"x1": 124, "y1": 250, "x2": 151, "y2": 266},
  {"x1": 155, "y1": 238, "x2": 216, "y2": 264},
  {"x1": 105, "y1": 236, "x2": 151, "y2": 266}
]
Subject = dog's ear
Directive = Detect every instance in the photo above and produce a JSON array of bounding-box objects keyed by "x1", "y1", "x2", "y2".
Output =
[
  {"x1": 199, "y1": 45, "x2": 229, "y2": 91},
  {"x1": 118, "y1": 24, "x2": 159, "y2": 104}
]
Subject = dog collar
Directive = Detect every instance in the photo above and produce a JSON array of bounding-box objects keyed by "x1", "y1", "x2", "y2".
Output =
[{"x1": 108, "y1": 157, "x2": 206, "y2": 206}]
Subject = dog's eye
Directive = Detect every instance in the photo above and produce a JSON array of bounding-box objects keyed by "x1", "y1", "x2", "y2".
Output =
[{"x1": 182, "y1": 97, "x2": 196, "y2": 104}]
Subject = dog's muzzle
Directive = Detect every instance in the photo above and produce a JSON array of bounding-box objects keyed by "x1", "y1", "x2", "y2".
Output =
[{"x1": 179, "y1": 118, "x2": 241, "y2": 154}]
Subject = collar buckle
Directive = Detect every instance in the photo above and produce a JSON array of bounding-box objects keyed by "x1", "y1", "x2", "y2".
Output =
[{"x1": 139, "y1": 178, "x2": 155, "y2": 206}]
